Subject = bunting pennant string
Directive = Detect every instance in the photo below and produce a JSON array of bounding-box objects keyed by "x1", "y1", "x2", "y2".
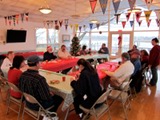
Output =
[
  {"x1": 21, "y1": 13, "x2": 24, "y2": 22},
  {"x1": 83, "y1": 25, "x2": 86, "y2": 31},
  {"x1": 126, "y1": 13, "x2": 131, "y2": 21},
  {"x1": 115, "y1": 14, "x2": 121, "y2": 24},
  {"x1": 25, "y1": 13, "x2": 29, "y2": 21},
  {"x1": 147, "y1": 19, "x2": 152, "y2": 27},
  {"x1": 59, "y1": 20, "x2": 63, "y2": 27},
  {"x1": 112, "y1": 0, "x2": 121, "y2": 14},
  {"x1": 79, "y1": 26, "x2": 82, "y2": 32},
  {"x1": 138, "y1": 20, "x2": 142, "y2": 27},
  {"x1": 144, "y1": 10, "x2": 152, "y2": 23},
  {"x1": 135, "y1": 12, "x2": 142, "y2": 22},
  {"x1": 4, "y1": 17, "x2": 7, "y2": 25},
  {"x1": 128, "y1": 0, "x2": 136, "y2": 10},
  {"x1": 121, "y1": 21, "x2": 126, "y2": 28},
  {"x1": 65, "y1": 25, "x2": 68, "y2": 31},
  {"x1": 70, "y1": 24, "x2": 73, "y2": 29},
  {"x1": 155, "y1": 11, "x2": 160, "y2": 19},
  {"x1": 4, "y1": 12, "x2": 29, "y2": 26},
  {"x1": 156, "y1": 19, "x2": 160, "y2": 27},
  {"x1": 145, "y1": 0, "x2": 153, "y2": 10},
  {"x1": 75, "y1": 24, "x2": 79, "y2": 31},
  {"x1": 89, "y1": 23, "x2": 93, "y2": 30},
  {"x1": 99, "y1": 0, "x2": 108, "y2": 14},
  {"x1": 89, "y1": 0, "x2": 97, "y2": 13},
  {"x1": 16, "y1": 15, "x2": 19, "y2": 24},
  {"x1": 64, "y1": 19, "x2": 69, "y2": 25},
  {"x1": 130, "y1": 21, "x2": 134, "y2": 27},
  {"x1": 96, "y1": 23, "x2": 100, "y2": 29}
]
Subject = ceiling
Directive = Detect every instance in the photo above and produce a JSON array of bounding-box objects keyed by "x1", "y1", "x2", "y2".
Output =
[{"x1": 0, "y1": 0, "x2": 160, "y2": 26}]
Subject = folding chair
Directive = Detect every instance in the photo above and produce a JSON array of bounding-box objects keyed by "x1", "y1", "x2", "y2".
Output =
[
  {"x1": 22, "y1": 93, "x2": 57, "y2": 120},
  {"x1": 108, "y1": 79, "x2": 132, "y2": 120},
  {"x1": 80, "y1": 89, "x2": 111, "y2": 120},
  {"x1": 6, "y1": 82, "x2": 23, "y2": 120}
]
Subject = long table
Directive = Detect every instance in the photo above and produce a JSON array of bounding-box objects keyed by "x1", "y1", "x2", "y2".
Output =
[
  {"x1": 40, "y1": 54, "x2": 109, "y2": 72},
  {"x1": 39, "y1": 69, "x2": 74, "y2": 120},
  {"x1": 40, "y1": 58, "x2": 79, "y2": 72}
]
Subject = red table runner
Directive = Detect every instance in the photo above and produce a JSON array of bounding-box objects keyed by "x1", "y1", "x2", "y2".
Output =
[{"x1": 40, "y1": 58, "x2": 79, "y2": 72}]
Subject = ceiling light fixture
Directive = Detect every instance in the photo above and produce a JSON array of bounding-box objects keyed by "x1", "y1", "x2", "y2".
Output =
[
  {"x1": 127, "y1": 7, "x2": 141, "y2": 13},
  {"x1": 39, "y1": 7, "x2": 52, "y2": 14},
  {"x1": 90, "y1": 19, "x2": 98, "y2": 23},
  {"x1": 39, "y1": 0, "x2": 52, "y2": 14}
]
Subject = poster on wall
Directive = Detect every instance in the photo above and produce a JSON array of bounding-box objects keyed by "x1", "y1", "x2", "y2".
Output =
[{"x1": 0, "y1": 30, "x2": 6, "y2": 44}]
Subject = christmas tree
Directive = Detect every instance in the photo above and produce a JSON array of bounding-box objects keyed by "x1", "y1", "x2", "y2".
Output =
[{"x1": 70, "y1": 35, "x2": 81, "y2": 56}]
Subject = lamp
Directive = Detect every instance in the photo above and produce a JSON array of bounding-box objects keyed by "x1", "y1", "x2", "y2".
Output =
[
  {"x1": 39, "y1": 7, "x2": 52, "y2": 14},
  {"x1": 90, "y1": 19, "x2": 98, "y2": 23},
  {"x1": 39, "y1": 0, "x2": 52, "y2": 14},
  {"x1": 127, "y1": 8, "x2": 141, "y2": 13}
]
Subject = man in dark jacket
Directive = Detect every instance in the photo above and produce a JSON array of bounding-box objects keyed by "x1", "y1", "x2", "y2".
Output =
[
  {"x1": 43, "y1": 46, "x2": 57, "y2": 61},
  {"x1": 148, "y1": 38, "x2": 160, "y2": 86}
]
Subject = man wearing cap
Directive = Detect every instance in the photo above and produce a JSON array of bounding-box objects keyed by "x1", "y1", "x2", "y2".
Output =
[
  {"x1": 19, "y1": 55, "x2": 63, "y2": 112},
  {"x1": 43, "y1": 46, "x2": 57, "y2": 61},
  {"x1": 102, "y1": 52, "x2": 134, "y2": 89},
  {"x1": 148, "y1": 38, "x2": 160, "y2": 86}
]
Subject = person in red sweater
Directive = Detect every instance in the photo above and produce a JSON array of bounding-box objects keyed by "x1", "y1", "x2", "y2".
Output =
[
  {"x1": 8, "y1": 55, "x2": 25, "y2": 98},
  {"x1": 148, "y1": 38, "x2": 160, "y2": 86}
]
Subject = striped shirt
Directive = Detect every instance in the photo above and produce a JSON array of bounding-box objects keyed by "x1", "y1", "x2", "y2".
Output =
[{"x1": 19, "y1": 69, "x2": 52, "y2": 103}]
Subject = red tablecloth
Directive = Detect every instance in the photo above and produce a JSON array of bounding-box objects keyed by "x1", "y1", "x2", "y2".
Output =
[
  {"x1": 40, "y1": 58, "x2": 79, "y2": 72},
  {"x1": 68, "y1": 62, "x2": 118, "y2": 83}
]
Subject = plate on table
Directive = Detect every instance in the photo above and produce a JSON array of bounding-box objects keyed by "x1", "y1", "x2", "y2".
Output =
[{"x1": 50, "y1": 80, "x2": 60, "y2": 84}]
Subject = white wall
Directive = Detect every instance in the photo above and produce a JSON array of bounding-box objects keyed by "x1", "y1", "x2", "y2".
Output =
[{"x1": 0, "y1": 18, "x2": 43, "y2": 53}]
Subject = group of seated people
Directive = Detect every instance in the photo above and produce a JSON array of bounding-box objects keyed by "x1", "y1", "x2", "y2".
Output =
[{"x1": 1, "y1": 40, "x2": 158, "y2": 119}]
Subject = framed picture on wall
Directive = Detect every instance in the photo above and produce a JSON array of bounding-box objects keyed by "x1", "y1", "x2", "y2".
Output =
[
  {"x1": 62, "y1": 34, "x2": 70, "y2": 50},
  {"x1": 62, "y1": 34, "x2": 70, "y2": 42}
]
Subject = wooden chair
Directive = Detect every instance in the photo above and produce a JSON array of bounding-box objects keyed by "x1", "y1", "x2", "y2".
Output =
[
  {"x1": 80, "y1": 89, "x2": 111, "y2": 120},
  {"x1": 22, "y1": 92, "x2": 57, "y2": 120}
]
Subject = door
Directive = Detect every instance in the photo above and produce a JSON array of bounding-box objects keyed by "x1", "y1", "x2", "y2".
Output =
[{"x1": 108, "y1": 31, "x2": 133, "y2": 59}]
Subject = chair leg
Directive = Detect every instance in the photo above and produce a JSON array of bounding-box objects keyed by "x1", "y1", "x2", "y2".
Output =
[
  {"x1": 6, "y1": 95, "x2": 11, "y2": 115},
  {"x1": 122, "y1": 102, "x2": 128, "y2": 120}
]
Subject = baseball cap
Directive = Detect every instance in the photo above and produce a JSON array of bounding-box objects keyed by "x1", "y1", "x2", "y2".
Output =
[{"x1": 27, "y1": 55, "x2": 40, "y2": 65}]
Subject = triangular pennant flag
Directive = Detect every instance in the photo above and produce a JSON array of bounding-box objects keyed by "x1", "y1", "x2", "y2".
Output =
[
  {"x1": 70, "y1": 24, "x2": 73, "y2": 29},
  {"x1": 99, "y1": 0, "x2": 108, "y2": 14},
  {"x1": 12, "y1": 15, "x2": 16, "y2": 26},
  {"x1": 144, "y1": 11, "x2": 152, "y2": 23},
  {"x1": 65, "y1": 25, "x2": 68, "y2": 31},
  {"x1": 125, "y1": 13, "x2": 131, "y2": 21},
  {"x1": 96, "y1": 23, "x2": 100, "y2": 29},
  {"x1": 115, "y1": 14, "x2": 121, "y2": 24},
  {"x1": 138, "y1": 20, "x2": 142, "y2": 26},
  {"x1": 121, "y1": 21, "x2": 126, "y2": 28},
  {"x1": 89, "y1": 0, "x2": 97, "y2": 13},
  {"x1": 89, "y1": 23, "x2": 93, "y2": 30},
  {"x1": 64, "y1": 19, "x2": 69, "y2": 25},
  {"x1": 55, "y1": 20, "x2": 58, "y2": 25},
  {"x1": 83, "y1": 25, "x2": 86, "y2": 31},
  {"x1": 75, "y1": 24, "x2": 79, "y2": 31},
  {"x1": 25, "y1": 13, "x2": 29, "y2": 21},
  {"x1": 147, "y1": 19, "x2": 152, "y2": 27},
  {"x1": 130, "y1": 21, "x2": 134, "y2": 27},
  {"x1": 21, "y1": 13, "x2": 24, "y2": 22},
  {"x1": 47, "y1": 22, "x2": 50, "y2": 27},
  {"x1": 43, "y1": 21, "x2": 46, "y2": 27},
  {"x1": 155, "y1": 11, "x2": 160, "y2": 19},
  {"x1": 8, "y1": 16, "x2": 11, "y2": 26},
  {"x1": 112, "y1": 0, "x2": 121, "y2": 13},
  {"x1": 156, "y1": 19, "x2": 160, "y2": 27},
  {"x1": 135, "y1": 12, "x2": 142, "y2": 22},
  {"x1": 16, "y1": 14, "x2": 19, "y2": 24},
  {"x1": 59, "y1": 20, "x2": 63, "y2": 27},
  {"x1": 79, "y1": 26, "x2": 82, "y2": 32},
  {"x1": 128, "y1": 0, "x2": 136, "y2": 10},
  {"x1": 145, "y1": 0, "x2": 153, "y2": 9},
  {"x1": 4, "y1": 17, "x2": 7, "y2": 25}
]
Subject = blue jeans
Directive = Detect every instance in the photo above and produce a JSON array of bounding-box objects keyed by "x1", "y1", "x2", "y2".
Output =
[{"x1": 150, "y1": 67, "x2": 158, "y2": 86}]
